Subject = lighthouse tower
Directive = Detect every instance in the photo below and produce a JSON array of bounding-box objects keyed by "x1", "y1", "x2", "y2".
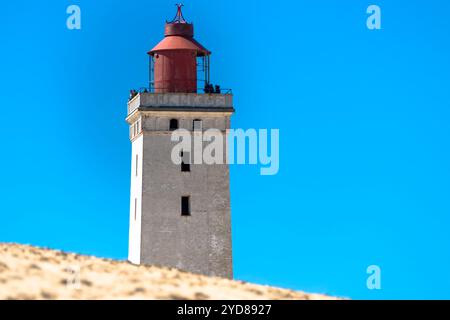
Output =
[{"x1": 126, "y1": 5, "x2": 234, "y2": 279}]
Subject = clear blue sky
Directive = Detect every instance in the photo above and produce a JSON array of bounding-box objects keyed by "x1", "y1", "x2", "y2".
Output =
[{"x1": 1, "y1": 0, "x2": 450, "y2": 299}]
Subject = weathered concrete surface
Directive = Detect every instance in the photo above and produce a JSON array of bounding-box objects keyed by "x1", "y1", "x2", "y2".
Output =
[
  {"x1": 128, "y1": 92, "x2": 234, "y2": 115},
  {"x1": 138, "y1": 133, "x2": 232, "y2": 278},
  {"x1": 127, "y1": 93, "x2": 234, "y2": 279}
]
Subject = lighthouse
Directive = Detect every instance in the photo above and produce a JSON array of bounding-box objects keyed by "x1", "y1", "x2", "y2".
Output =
[{"x1": 126, "y1": 5, "x2": 234, "y2": 279}]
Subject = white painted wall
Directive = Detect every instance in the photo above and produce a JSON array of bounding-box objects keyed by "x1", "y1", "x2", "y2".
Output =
[{"x1": 128, "y1": 135, "x2": 143, "y2": 264}]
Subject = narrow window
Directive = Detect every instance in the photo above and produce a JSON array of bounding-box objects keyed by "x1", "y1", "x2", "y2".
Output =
[
  {"x1": 134, "y1": 198, "x2": 137, "y2": 221},
  {"x1": 181, "y1": 196, "x2": 190, "y2": 216},
  {"x1": 180, "y1": 151, "x2": 190, "y2": 172},
  {"x1": 170, "y1": 119, "x2": 179, "y2": 131},
  {"x1": 135, "y1": 154, "x2": 138, "y2": 176},
  {"x1": 193, "y1": 119, "x2": 202, "y2": 131}
]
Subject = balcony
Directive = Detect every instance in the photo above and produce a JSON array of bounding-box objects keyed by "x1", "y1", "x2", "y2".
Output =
[{"x1": 127, "y1": 91, "x2": 234, "y2": 116}]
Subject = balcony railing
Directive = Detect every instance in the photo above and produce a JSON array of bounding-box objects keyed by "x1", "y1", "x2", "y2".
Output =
[
  {"x1": 127, "y1": 89, "x2": 234, "y2": 115},
  {"x1": 128, "y1": 86, "x2": 232, "y2": 101}
]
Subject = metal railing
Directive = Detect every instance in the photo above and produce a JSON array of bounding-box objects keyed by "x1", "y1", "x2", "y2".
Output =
[{"x1": 128, "y1": 86, "x2": 232, "y2": 101}]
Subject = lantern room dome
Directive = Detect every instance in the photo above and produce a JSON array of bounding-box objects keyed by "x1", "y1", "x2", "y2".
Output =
[{"x1": 149, "y1": 36, "x2": 210, "y2": 56}]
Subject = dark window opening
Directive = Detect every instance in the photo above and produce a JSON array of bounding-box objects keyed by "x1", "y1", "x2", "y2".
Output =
[
  {"x1": 193, "y1": 119, "x2": 202, "y2": 131},
  {"x1": 170, "y1": 119, "x2": 179, "y2": 131},
  {"x1": 181, "y1": 196, "x2": 190, "y2": 216},
  {"x1": 180, "y1": 151, "x2": 191, "y2": 172}
]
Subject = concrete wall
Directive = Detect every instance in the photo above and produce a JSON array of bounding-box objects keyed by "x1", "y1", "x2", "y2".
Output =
[
  {"x1": 127, "y1": 94, "x2": 234, "y2": 279},
  {"x1": 128, "y1": 92, "x2": 233, "y2": 115},
  {"x1": 142, "y1": 114, "x2": 230, "y2": 132},
  {"x1": 140, "y1": 131, "x2": 232, "y2": 278}
]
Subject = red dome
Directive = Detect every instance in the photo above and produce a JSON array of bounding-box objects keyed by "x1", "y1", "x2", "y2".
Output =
[{"x1": 148, "y1": 35, "x2": 210, "y2": 56}]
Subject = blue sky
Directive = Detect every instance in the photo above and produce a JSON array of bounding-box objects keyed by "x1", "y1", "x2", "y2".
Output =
[{"x1": 1, "y1": 0, "x2": 450, "y2": 299}]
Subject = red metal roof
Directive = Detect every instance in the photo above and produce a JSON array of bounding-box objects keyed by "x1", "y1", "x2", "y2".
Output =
[{"x1": 148, "y1": 35, "x2": 210, "y2": 56}]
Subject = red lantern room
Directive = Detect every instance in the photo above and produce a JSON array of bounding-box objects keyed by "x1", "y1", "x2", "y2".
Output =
[{"x1": 148, "y1": 4, "x2": 211, "y2": 93}]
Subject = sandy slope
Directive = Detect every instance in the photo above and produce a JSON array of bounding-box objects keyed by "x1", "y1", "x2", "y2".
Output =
[{"x1": 0, "y1": 243, "x2": 336, "y2": 300}]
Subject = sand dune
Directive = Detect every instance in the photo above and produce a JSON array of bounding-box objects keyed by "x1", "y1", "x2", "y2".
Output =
[{"x1": 0, "y1": 243, "x2": 336, "y2": 300}]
